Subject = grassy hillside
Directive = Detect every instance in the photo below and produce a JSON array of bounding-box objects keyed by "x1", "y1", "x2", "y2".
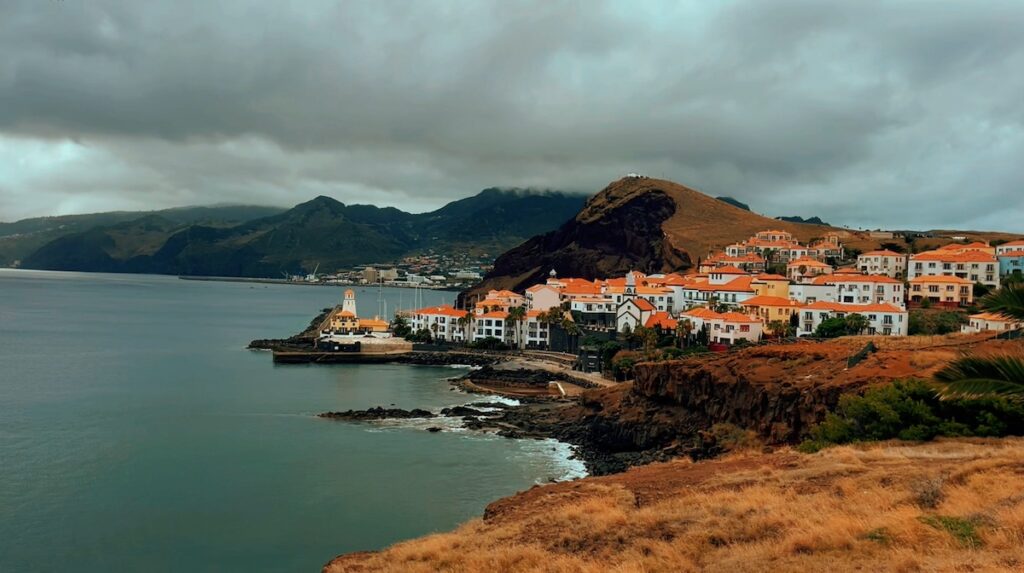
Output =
[{"x1": 325, "y1": 438, "x2": 1024, "y2": 572}]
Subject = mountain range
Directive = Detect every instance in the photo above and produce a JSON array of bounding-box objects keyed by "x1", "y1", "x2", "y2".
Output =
[{"x1": 8, "y1": 189, "x2": 587, "y2": 276}]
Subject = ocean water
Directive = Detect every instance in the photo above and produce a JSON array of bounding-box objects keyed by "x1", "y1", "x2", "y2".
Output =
[{"x1": 0, "y1": 270, "x2": 584, "y2": 572}]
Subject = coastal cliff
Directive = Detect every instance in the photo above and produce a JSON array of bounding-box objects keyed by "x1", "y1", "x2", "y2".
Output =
[{"x1": 499, "y1": 337, "x2": 982, "y2": 474}]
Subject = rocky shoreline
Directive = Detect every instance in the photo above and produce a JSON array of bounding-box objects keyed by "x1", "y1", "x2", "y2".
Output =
[
  {"x1": 314, "y1": 367, "x2": 688, "y2": 476},
  {"x1": 252, "y1": 316, "x2": 675, "y2": 476}
]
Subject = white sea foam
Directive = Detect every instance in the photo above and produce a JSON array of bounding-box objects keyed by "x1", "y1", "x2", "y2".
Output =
[{"x1": 520, "y1": 438, "x2": 589, "y2": 482}]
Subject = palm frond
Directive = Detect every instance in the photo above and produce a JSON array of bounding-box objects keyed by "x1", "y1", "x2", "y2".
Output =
[
  {"x1": 980, "y1": 285, "x2": 1024, "y2": 321},
  {"x1": 935, "y1": 354, "x2": 1024, "y2": 400}
]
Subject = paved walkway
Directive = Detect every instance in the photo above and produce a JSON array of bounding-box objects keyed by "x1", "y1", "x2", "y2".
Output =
[{"x1": 498, "y1": 358, "x2": 619, "y2": 388}]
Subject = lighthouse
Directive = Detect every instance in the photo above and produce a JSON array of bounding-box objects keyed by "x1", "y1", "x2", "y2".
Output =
[{"x1": 342, "y1": 289, "x2": 357, "y2": 316}]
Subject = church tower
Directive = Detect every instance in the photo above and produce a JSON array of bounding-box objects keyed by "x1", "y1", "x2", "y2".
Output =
[
  {"x1": 624, "y1": 271, "x2": 636, "y2": 298},
  {"x1": 342, "y1": 289, "x2": 358, "y2": 316}
]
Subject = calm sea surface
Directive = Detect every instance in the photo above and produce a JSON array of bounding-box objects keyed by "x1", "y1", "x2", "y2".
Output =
[{"x1": 0, "y1": 270, "x2": 583, "y2": 572}]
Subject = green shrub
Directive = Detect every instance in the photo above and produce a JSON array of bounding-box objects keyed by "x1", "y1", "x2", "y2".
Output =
[
  {"x1": 801, "y1": 379, "x2": 1024, "y2": 451},
  {"x1": 918, "y1": 515, "x2": 983, "y2": 548},
  {"x1": 908, "y1": 310, "x2": 967, "y2": 335},
  {"x1": 466, "y1": 336, "x2": 510, "y2": 351}
]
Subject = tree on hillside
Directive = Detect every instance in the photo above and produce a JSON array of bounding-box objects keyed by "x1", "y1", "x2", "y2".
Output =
[{"x1": 936, "y1": 285, "x2": 1024, "y2": 400}]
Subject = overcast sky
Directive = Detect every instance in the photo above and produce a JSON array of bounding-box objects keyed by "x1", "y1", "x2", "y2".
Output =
[{"x1": 1, "y1": 1, "x2": 1022, "y2": 231}]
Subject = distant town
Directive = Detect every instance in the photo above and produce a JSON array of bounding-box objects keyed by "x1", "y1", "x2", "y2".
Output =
[{"x1": 283, "y1": 250, "x2": 495, "y2": 290}]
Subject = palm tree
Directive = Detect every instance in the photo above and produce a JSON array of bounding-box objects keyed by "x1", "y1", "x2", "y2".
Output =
[
  {"x1": 676, "y1": 318, "x2": 694, "y2": 348},
  {"x1": 935, "y1": 284, "x2": 1024, "y2": 400},
  {"x1": 935, "y1": 355, "x2": 1024, "y2": 400},
  {"x1": 506, "y1": 305, "x2": 527, "y2": 349},
  {"x1": 978, "y1": 284, "x2": 1024, "y2": 320},
  {"x1": 462, "y1": 311, "x2": 477, "y2": 341}
]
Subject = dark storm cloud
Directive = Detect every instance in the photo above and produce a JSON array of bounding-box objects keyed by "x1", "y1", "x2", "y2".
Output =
[{"x1": 1, "y1": 0, "x2": 1022, "y2": 231}]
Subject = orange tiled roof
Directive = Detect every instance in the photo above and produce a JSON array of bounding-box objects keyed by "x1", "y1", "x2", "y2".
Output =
[
  {"x1": 476, "y1": 310, "x2": 510, "y2": 319},
  {"x1": 681, "y1": 307, "x2": 721, "y2": 319},
  {"x1": 908, "y1": 275, "x2": 973, "y2": 284},
  {"x1": 997, "y1": 250, "x2": 1024, "y2": 257},
  {"x1": 718, "y1": 312, "x2": 762, "y2": 323},
  {"x1": 694, "y1": 276, "x2": 756, "y2": 293},
  {"x1": 803, "y1": 301, "x2": 905, "y2": 313},
  {"x1": 633, "y1": 298, "x2": 656, "y2": 311},
  {"x1": 711, "y1": 265, "x2": 749, "y2": 275},
  {"x1": 969, "y1": 312, "x2": 1017, "y2": 323},
  {"x1": 1000, "y1": 239, "x2": 1024, "y2": 247},
  {"x1": 740, "y1": 295, "x2": 801, "y2": 307},
  {"x1": 861, "y1": 250, "x2": 904, "y2": 257},
  {"x1": 357, "y1": 318, "x2": 389, "y2": 328},
  {"x1": 787, "y1": 256, "x2": 831, "y2": 268},
  {"x1": 645, "y1": 312, "x2": 678, "y2": 330},
  {"x1": 752, "y1": 273, "x2": 789, "y2": 281},
  {"x1": 825, "y1": 274, "x2": 902, "y2": 285},
  {"x1": 414, "y1": 305, "x2": 466, "y2": 317},
  {"x1": 912, "y1": 250, "x2": 996, "y2": 263},
  {"x1": 938, "y1": 242, "x2": 990, "y2": 251}
]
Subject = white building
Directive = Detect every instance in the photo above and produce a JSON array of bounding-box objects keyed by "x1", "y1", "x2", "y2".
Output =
[
  {"x1": 961, "y1": 312, "x2": 1021, "y2": 334},
  {"x1": 857, "y1": 250, "x2": 908, "y2": 279},
  {"x1": 523, "y1": 310, "x2": 552, "y2": 348},
  {"x1": 787, "y1": 277, "x2": 838, "y2": 304},
  {"x1": 995, "y1": 240, "x2": 1024, "y2": 256},
  {"x1": 907, "y1": 250, "x2": 999, "y2": 289},
  {"x1": 827, "y1": 275, "x2": 906, "y2": 309},
  {"x1": 787, "y1": 257, "x2": 834, "y2": 283},
  {"x1": 680, "y1": 307, "x2": 762, "y2": 344},
  {"x1": 797, "y1": 302, "x2": 908, "y2": 337},
  {"x1": 409, "y1": 305, "x2": 469, "y2": 342},
  {"x1": 525, "y1": 283, "x2": 562, "y2": 311},
  {"x1": 472, "y1": 310, "x2": 511, "y2": 343}
]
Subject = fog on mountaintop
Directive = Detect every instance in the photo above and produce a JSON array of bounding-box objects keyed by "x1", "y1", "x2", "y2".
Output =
[{"x1": 1, "y1": 1, "x2": 1023, "y2": 232}]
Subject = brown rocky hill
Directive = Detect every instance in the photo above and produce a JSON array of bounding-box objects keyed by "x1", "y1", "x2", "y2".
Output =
[{"x1": 463, "y1": 176, "x2": 845, "y2": 302}]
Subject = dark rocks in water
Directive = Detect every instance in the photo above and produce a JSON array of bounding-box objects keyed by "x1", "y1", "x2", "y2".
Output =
[
  {"x1": 391, "y1": 352, "x2": 498, "y2": 367},
  {"x1": 439, "y1": 405, "x2": 486, "y2": 417},
  {"x1": 426, "y1": 427, "x2": 443, "y2": 433},
  {"x1": 317, "y1": 407, "x2": 436, "y2": 421},
  {"x1": 467, "y1": 401, "x2": 511, "y2": 410}
]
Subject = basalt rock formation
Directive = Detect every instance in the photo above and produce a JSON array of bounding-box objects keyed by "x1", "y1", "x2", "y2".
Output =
[
  {"x1": 318, "y1": 407, "x2": 436, "y2": 421},
  {"x1": 507, "y1": 337, "x2": 987, "y2": 474}
]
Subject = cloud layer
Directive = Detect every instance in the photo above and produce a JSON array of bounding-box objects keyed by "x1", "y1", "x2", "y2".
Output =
[{"x1": 1, "y1": 0, "x2": 1022, "y2": 230}]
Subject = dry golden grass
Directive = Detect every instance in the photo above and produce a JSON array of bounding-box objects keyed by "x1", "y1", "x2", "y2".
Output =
[{"x1": 325, "y1": 438, "x2": 1024, "y2": 573}]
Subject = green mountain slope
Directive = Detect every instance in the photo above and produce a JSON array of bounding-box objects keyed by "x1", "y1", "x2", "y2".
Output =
[
  {"x1": 0, "y1": 205, "x2": 284, "y2": 266},
  {"x1": 19, "y1": 189, "x2": 587, "y2": 277}
]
